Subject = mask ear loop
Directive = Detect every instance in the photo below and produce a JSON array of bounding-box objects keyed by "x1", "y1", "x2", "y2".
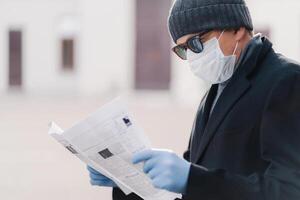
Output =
[
  {"x1": 218, "y1": 30, "x2": 239, "y2": 56},
  {"x1": 233, "y1": 41, "x2": 239, "y2": 56},
  {"x1": 218, "y1": 30, "x2": 225, "y2": 40}
]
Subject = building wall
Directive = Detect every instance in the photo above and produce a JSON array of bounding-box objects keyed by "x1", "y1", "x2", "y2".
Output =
[
  {"x1": 0, "y1": 0, "x2": 80, "y2": 95},
  {"x1": 247, "y1": 0, "x2": 300, "y2": 62},
  {"x1": 77, "y1": 0, "x2": 135, "y2": 96},
  {"x1": 0, "y1": 0, "x2": 138, "y2": 97}
]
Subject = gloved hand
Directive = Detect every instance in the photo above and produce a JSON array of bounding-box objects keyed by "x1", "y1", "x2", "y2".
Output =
[
  {"x1": 87, "y1": 166, "x2": 117, "y2": 187},
  {"x1": 132, "y1": 149, "x2": 191, "y2": 194}
]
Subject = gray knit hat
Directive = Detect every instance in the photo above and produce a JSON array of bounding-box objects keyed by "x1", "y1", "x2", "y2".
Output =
[{"x1": 168, "y1": 0, "x2": 253, "y2": 43}]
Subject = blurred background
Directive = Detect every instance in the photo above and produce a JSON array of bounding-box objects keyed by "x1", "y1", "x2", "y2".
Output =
[{"x1": 0, "y1": 0, "x2": 299, "y2": 199}]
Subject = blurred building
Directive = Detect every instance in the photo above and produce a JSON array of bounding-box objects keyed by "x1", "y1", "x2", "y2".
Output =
[{"x1": 0, "y1": 0, "x2": 299, "y2": 104}]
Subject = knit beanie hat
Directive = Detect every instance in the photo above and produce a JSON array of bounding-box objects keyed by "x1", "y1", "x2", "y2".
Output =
[{"x1": 168, "y1": 0, "x2": 253, "y2": 43}]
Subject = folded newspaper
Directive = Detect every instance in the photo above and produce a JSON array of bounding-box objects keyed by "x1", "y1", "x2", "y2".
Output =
[{"x1": 48, "y1": 98, "x2": 180, "y2": 200}]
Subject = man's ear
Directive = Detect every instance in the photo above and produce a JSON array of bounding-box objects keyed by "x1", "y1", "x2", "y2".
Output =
[{"x1": 234, "y1": 27, "x2": 247, "y2": 41}]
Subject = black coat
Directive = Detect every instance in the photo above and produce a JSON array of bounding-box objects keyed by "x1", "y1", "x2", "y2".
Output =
[{"x1": 112, "y1": 37, "x2": 300, "y2": 200}]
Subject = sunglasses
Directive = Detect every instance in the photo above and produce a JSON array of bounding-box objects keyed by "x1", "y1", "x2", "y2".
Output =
[{"x1": 172, "y1": 31, "x2": 210, "y2": 60}]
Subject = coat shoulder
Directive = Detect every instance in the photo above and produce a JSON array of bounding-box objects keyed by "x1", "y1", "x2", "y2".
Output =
[
  {"x1": 271, "y1": 52, "x2": 300, "y2": 76},
  {"x1": 259, "y1": 50, "x2": 300, "y2": 84}
]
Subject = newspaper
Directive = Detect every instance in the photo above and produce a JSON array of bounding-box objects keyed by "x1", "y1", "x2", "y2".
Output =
[
  {"x1": 48, "y1": 121, "x2": 132, "y2": 195},
  {"x1": 48, "y1": 98, "x2": 180, "y2": 200}
]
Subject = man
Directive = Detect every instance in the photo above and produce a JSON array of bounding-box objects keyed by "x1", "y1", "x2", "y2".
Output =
[{"x1": 87, "y1": 0, "x2": 300, "y2": 199}]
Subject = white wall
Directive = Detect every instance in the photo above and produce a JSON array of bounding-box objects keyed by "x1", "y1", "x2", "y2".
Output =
[
  {"x1": 0, "y1": 0, "x2": 80, "y2": 95},
  {"x1": 247, "y1": 0, "x2": 300, "y2": 62},
  {"x1": 0, "y1": 11, "x2": 7, "y2": 92},
  {"x1": 77, "y1": 0, "x2": 135, "y2": 96}
]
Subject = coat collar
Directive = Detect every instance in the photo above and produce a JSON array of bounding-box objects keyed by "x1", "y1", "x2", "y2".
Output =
[{"x1": 191, "y1": 36, "x2": 273, "y2": 163}]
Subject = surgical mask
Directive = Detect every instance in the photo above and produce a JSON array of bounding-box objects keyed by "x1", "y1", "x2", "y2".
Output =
[{"x1": 187, "y1": 31, "x2": 239, "y2": 84}]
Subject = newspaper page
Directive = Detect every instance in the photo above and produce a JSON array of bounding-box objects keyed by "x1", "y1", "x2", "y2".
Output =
[
  {"x1": 48, "y1": 122, "x2": 132, "y2": 195},
  {"x1": 48, "y1": 98, "x2": 180, "y2": 200}
]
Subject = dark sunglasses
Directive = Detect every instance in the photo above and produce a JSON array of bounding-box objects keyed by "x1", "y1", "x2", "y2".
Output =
[{"x1": 172, "y1": 31, "x2": 209, "y2": 60}]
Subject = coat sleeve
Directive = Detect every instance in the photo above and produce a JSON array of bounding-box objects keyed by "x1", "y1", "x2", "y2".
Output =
[
  {"x1": 183, "y1": 71, "x2": 300, "y2": 200},
  {"x1": 183, "y1": 145, "x2": 191, "y2": 161},
  {"x1": 112, "y1": 188, "x2": 143, "y2": 200}
]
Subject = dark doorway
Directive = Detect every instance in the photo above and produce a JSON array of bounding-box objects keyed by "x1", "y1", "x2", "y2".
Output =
[
  {"x1": 135, "y1": 0, "x2": 172, "y2": 90},
  {"x1": 8, "y1": 30, "x2": 22, "y2": 88},
  {"x1": 61, "y1": 39, "x2": 75, "y2": 70}
]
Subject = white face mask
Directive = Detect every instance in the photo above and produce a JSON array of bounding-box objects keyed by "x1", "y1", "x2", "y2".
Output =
[{"x1": 187, "y1": 31, "x2": 239, "y2": 84}]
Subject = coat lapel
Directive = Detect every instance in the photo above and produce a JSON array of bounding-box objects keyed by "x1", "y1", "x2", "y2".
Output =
[
  {"x1": 194, "y1": 76, "x2": 251, "y2": 162},
  {"x1": 190, "y1": 85, "x2": 218, "y2": 162}
]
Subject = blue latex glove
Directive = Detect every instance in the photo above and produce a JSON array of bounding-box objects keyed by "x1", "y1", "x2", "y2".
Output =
[
  {"x1": 87, "y1": 166, "x2": 117, "y2": 187},
  {"x1": 132, "y1": 149, "x2": 191, "y2": 194}
]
